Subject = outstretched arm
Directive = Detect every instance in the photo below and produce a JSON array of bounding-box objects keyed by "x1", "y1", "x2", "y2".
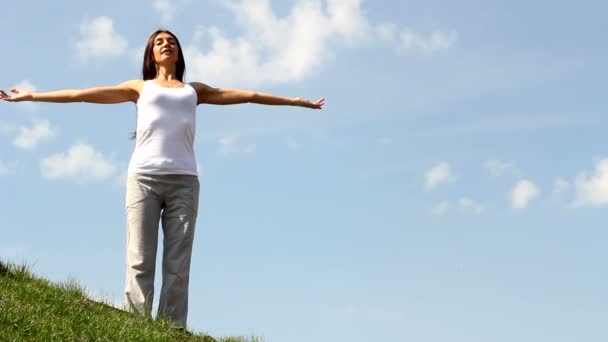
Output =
[
  {"x1": 0, "y1": 80, "x2": 142, "y2": 104},
  {"x1": 190, "y1": 82, "x2": 324, "y2": 109}
]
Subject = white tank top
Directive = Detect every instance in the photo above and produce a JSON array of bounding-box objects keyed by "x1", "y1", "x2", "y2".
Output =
[{"x1": 128, "y1": 80, "x2": 198, "y2": 176}]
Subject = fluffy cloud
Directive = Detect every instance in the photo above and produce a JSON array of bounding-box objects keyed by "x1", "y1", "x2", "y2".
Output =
[
  {"x1": 152, "y1": 0, "x2": 177, "y2": 24},
  {"x1": 400, "y1": 30, "x2": 457, "y2": 53},
  {"x1": 510, "y1": 180, "x2": 540, "y2": 209},
  {"x1": 217, "y1": 136, "x2": 256, "y2": 157},
  {"x1": 424, "y1": 162, "x2": 452, "y2": 191},
  {"x1": 41, "y1": 143, "x2": 117, "y2": 181},
  {"x1": 13, "y1": 119, "x2": 56, "y2": 150},
  {"x1": 376, "y1": 23, "x2": 457, "y2": 54},
  {"x1": 483, "y1": 159, "x2": 519, "y2": 177},
  {"x1": 152, "y1": 0, "x2": 190, "y2": 24},
  {"x1": 13, "y1": 80, "x2": 37, "y2": 92},
  {"x1": 431, "y1": 198, "x2": 483, "y2": 216},
  {"x1": 76, "y1": 16, "x2": 128, "y2": 64},
  {"x1": 184, "y1": 0, "x2": 456, "y2": 86},
  {"x1": 459, "y1": 197, "x2": 484, "y2": 214},
  {"x1": 573, "y1": 158, "x2": 608, "y2": 207}
]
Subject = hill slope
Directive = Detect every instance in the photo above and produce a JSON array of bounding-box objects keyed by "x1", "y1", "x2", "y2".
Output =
[{"x1": 0, "y1": 260, "x2": 261, "y2": 342}]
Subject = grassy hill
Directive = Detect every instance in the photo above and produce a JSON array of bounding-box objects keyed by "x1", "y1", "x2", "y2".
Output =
[{"x1": 0, "y1": 260, "x2": 262, "y2": 341}]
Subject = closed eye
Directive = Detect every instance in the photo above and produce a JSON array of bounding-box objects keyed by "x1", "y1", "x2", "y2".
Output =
[{"x1": 155, "y1": 38, "x2": 176, "y2": 45}]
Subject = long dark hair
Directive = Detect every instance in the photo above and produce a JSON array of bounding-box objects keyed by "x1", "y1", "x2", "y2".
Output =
[
  {"x1": 131, "y1": 29, "x2": 187, "y2": 139},
  {"x1": 142, "y1": 29, "x2": 186, "y2": 81}
]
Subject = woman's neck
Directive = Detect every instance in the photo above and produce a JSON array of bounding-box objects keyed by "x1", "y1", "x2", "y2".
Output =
[{"x1": 155, "y1": 65, "x2": 178, "y2": 81}]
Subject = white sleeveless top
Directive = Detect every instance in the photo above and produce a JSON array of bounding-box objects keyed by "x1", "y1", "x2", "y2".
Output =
[{"x1": 128, "y1": 80, "x2": 198, "y2": 176}]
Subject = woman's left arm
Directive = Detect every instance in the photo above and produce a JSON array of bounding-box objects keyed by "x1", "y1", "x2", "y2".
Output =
[{"x1": 190, "y1": 82, "x2": 324, "y2": 109}]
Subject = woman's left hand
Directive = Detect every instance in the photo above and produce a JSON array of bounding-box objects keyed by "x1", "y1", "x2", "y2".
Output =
[
  {"x1": 0, "y1": 88, "x2": 33, "y2": 102},
  {"x1": 294, "y1": 97, "x2": 325, "y2": 109}
]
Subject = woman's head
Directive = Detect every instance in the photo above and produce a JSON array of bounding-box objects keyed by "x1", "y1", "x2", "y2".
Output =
[{"x1": 142, "y1": 29, "x2": 186, "y2": 81}]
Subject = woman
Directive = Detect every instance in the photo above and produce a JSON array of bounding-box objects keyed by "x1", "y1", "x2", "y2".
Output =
[{"x1": 0, "y1": 29, "x2": 325, "y2": 328}]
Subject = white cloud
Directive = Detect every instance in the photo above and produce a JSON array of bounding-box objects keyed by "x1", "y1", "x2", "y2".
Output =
[
  {"x1": 374, "y1": 23, "x2": 457, "y2": 53},
  {"x1": 459, "y1": 197, "x2": 483, "y2": 215},
  {"x1": 184, "y1": 0, "x2": 456, "y2": 86},
  {"x1": 153, "y1": 0, "x2": 177, "y2": 24},
  {"x1": 398, "y1": 29, "x2": 457, "y2": 54},
  {"x1": 424, "y1": 162, "x2": 452, "y2": 191},
  {"x1": 13, "y1": 119, "x2": 56, "y2": 150},
  {"x1": 14, "y1": 80, "x2": 37, "y2": 92},
  {"x1": 375, "y1": 23, "x2": 397, "y2": 43},
  {"x1": 152, "y1": 0, "x2": 190, "y2": 24},
  {"x1": 510, "y1": 180, "x2": 540, "y2": 209},
  {"x1": 41, "y1": 143, "x2": 117, "y2": 181},
  {"x1": 76, "y1": 16, "x2": 128, "y2": 64},
  {"x1": 217, "y1": 136, "x2": 256, "y2": 157},
  {"x1": 430, "y1": 201, "x2": 450, "y2": 216},
  {"x1": 483, "y1": 159, "x2": 519, "y2": 177},
  {"x1": 573, "y1": 158, "x2": 608, "y2": 207}
]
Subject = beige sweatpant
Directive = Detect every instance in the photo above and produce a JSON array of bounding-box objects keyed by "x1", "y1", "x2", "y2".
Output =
[{"x1": 124, "y1": 173, "x2": 199, "y2": 328}]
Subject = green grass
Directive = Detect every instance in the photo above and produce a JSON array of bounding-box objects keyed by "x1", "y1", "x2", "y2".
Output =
[{"x1": 0, "y1": 260, "x2": 263, "y2": 342}]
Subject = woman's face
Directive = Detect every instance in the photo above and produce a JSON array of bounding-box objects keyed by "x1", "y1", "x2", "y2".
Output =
[{"x1": 153, "y1": 32, "x2": 179, "y2": 65}]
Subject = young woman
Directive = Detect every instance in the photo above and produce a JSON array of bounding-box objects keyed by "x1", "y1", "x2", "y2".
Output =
[{"x1": 1, "y1": 29, "x2": 325, "y2": 328}]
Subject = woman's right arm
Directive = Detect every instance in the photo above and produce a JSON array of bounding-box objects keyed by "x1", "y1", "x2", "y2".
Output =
[{"x1": 0, "y1": 80, "x2": 142, "y2": 104}]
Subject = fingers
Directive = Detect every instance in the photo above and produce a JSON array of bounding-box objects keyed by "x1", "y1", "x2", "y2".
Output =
[
  {"x1": 0, "y1": 89, "x2": 19, "y2": 101},
  {"x1": 10, "y1": 88, "x2": 19, "y2": 93},
  {"x1": 0, "y1": 89, "x2": 11, "y2": 100},
  {"x1": 311, "y1": 98, "x2": 325, "y2": 109},
  {"x1": 296, "y1": 96, "x2": 325, "y2": 109}
]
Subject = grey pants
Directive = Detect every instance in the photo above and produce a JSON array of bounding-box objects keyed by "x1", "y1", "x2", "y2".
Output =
[{"x1": 124, "y1": 173, "x2": 200, "y2": 328}]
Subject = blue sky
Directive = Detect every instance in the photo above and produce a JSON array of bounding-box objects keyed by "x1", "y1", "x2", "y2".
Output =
[{"x1": 1, "y1": 0, "x2": 607, "y2": 341}]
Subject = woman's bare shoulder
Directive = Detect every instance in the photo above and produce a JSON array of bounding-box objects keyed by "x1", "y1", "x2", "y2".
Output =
[
  {"x1": 121, "y1": 79, "x2": 145, "y2": 93},
  {"x1": 189, "y1": 82, "x2": 219, "y2": 94}
]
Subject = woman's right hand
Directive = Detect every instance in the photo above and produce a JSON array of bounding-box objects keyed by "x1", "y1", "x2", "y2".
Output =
[{"x1": 0, "y1": 88, "x2": 33, "y2": 102}]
